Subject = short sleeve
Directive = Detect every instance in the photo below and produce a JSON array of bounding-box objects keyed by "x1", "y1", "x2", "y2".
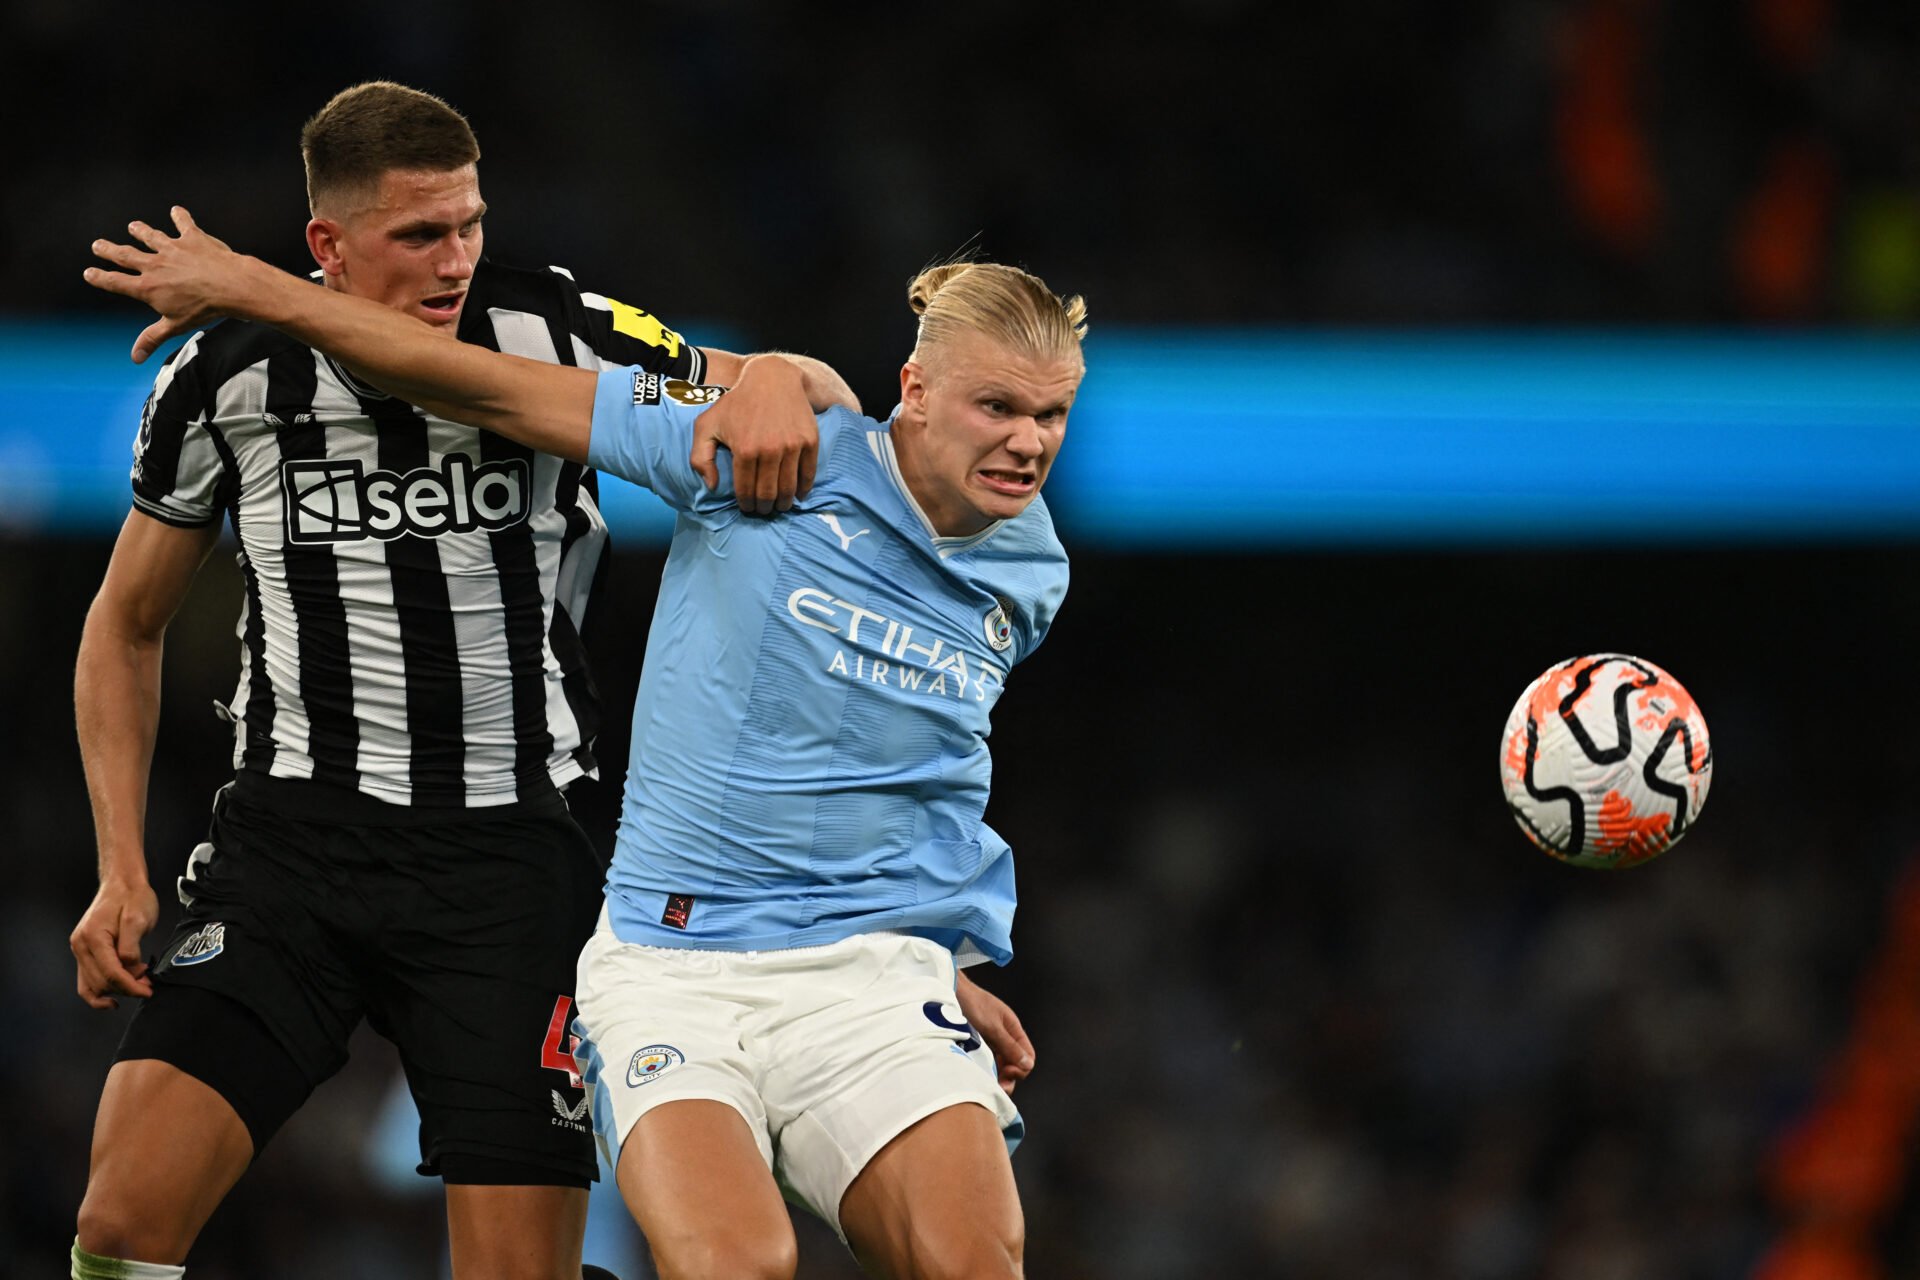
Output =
[
  {"x1": 586, "y1": 367, "x2": 736, "y2": 514},
  {"x1": 129, "y1": 334, "x2": 228, "y2": 528}
]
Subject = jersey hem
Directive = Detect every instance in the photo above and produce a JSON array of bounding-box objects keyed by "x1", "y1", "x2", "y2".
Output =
[
  {"x1": 604, "y1": 902, "x2": 1011, "y2": 965},
  {"x1": 233, "y1": 768, "x2": 573, "y2": 826}
]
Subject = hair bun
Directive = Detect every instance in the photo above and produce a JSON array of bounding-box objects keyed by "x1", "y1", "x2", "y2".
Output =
[{"x1": 906, "y1": 262, "x2": 978, "y2": 316}]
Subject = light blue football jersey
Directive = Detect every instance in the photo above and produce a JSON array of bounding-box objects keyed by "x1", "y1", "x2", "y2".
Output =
[{"x1": 586, "y1": 367, "x2": 1070, "y2": 964}]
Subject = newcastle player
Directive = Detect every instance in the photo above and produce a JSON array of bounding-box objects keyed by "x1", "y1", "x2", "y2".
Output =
[{"x1": 69, "y1": 83, "x2": 1027, "y2": 1280}]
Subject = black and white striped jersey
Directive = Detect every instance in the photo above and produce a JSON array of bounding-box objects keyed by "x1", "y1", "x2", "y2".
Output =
[{"x1": 128, "y1": 260, "x2": 705, "y2": 808}]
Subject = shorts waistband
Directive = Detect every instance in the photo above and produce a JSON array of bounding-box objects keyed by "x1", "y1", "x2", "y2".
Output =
[{"x1": 232, "y1": 770, "x2": 567, "y2": 828}]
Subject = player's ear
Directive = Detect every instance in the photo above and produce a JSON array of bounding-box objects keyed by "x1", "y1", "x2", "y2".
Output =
[
  {"x1": 306, "y1": 217, "x2": 347, "y2": 278},
  {"x1": 899, "y1": 361, "x2": 930, "y2": 423}
]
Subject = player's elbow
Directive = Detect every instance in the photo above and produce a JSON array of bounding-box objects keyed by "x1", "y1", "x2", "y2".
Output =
[
  {"x1": 80, "y1": 587, "x2": 168, "y2": 656},
  {"x1": 484, "y1": 407, "x2": 591, "y2": 465},
  {"x1": 433, "y1": 363, "x2": 596, "y2": 464},
  {"x1": 518, "y1": 409, "x2": 592, "y2": 464}
]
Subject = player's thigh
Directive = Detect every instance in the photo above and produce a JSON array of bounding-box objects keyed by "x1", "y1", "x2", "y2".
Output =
[
  {"x1": 764, "y1": 935, "x2": 1021, "y2": 1237},
  {"x1": 80, "y1": 977, "x2": 326, "y2": 1263},
  {"x1": 616, "y1": 1100, "x2": 795, "y2": 1280},
  {"x1": 370, "y1": 808, "x2": 605, "y2": 1188},
  {"x1": 839, "y1": 1102, "x2": 1024, "y2": 1280},
  {"x1": 574, "y1": 924, "x2": 794, "y2": 1279},
  {"x1": 444, "y1": 1182, "x2": 588, "y2": 1280},
  {"x1": 77, "y1": 1058, "x2": 255, "y2": 1263}
]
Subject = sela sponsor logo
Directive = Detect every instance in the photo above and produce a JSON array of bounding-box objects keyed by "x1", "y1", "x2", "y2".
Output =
[
  {"x1": 169, "y1": 921, "x2": 227, "y2": 967},
  {"x1": 550, "y1": 1089, "x2": 590, "y2": 1132},
  {"x1": 282, "y1": 454, "x2": 530, "y2": 544},
  {"x1": 786, "y1": 588, "x2": 1005, "y2": 704},
  {"x1": 626, "y1": 1044, "x2": 684, "y2": 1087}
]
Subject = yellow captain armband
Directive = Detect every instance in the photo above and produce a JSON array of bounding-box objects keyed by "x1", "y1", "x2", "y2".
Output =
[{"x1": 605, "y1": 298, "x2": 684, "y2": 359}]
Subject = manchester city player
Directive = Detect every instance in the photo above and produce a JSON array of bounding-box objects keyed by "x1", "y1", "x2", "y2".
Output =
[{"x1": 89, "y1": 209, "x2": 1084, "y2": 1280}]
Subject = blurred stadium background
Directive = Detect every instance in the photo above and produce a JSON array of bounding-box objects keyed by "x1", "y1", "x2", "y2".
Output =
[{"x1": 6, "y1": 2, "x2": 1920, "y2": 1276}]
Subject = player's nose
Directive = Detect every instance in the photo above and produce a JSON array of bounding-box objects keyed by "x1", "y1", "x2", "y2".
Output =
[
  {"x1": 438, "y1": 234, "x2": 476, "y2": 281},
  {"x1": 1006, "y1": 417, "x2": 1044, "y2": 459}
]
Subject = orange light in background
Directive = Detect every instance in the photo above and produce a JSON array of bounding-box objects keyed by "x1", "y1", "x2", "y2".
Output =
[
  {"x1": 1556, "y1": 0, "x2": 1660, "y2": 256},
  {"x1": 1752, "y1": 858, "x2": 1920, "y2": 1277}
]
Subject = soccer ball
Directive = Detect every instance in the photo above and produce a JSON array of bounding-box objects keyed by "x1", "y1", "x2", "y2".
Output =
[{"x1": 1499, "y1": 654, "x2": 1712, "y2": 869}]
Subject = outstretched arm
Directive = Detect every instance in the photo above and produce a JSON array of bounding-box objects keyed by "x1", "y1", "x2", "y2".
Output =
[
  {"x1": 90, "y1": 209, "x2": 598, "y2": 461},
  {"x1": 90, "y1": 211, "x2": 821, "y2": 504}
]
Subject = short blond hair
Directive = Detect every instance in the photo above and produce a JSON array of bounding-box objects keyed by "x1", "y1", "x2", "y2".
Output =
[
  {"x1": 907, "y1": 261, "x2": 1088, "y2": 371},
  {"x1": 301, "y1": 81, "x2": 480, "y2": 216}
]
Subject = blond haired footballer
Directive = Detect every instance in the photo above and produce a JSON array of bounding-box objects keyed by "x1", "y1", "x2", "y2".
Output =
[{"x1": 89, "y1": 209, "x2": 1081, "y2": 1280}]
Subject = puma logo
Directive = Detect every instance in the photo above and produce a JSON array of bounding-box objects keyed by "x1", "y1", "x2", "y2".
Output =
[{"x1": 817, "y1": 513, "x2": 871, "y2": 552}]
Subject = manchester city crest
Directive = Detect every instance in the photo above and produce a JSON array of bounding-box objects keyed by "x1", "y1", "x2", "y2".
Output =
[
  {"x1": 626, "y1": 1044, "x2": 685, "y2": 1087},
  {"x1": 983, "y1": 596, "x2": 1015, "y2": 652}
]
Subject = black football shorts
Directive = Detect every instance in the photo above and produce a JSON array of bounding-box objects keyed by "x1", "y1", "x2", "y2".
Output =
[{"x1": 116, "y1": 773, "x2": 604, "y2": 1186}]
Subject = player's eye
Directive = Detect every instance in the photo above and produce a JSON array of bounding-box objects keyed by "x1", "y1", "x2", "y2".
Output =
[{"x1": 983, "y1": 399, "x2": 1009, "y2": 415}]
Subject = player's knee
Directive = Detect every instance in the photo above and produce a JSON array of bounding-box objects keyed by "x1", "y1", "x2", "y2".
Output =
[
  {"x1": 75, "y1": 1186, "x2": 195, "y2": 1267},
  {"x1": 651, "y1": 1228, "x2": 797, "y2": 1280},
  {"x1": 918, "y1": 1248, "x2": 1023, "y2": 1280},
  {"x1": 904, "y1": 1220, "x2": 1024, "y2": 1280}
]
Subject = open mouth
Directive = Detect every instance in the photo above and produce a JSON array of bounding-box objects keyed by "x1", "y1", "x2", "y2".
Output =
[
  {"x1": 977, "y1": 469, "x2": 1036, "y2": 496},
  {"x1": 420, "y1": 292, "x2": 466, "y2": 319}
]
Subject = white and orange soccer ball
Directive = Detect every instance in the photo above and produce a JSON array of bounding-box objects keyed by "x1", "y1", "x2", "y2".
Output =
[{"x1": 1499, "y1": 654, "x2": 1712, "y2": 869}]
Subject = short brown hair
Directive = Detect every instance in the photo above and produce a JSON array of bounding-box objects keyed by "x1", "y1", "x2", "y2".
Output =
[{"x1": 301, "y1": 81, "x2": 480, "y2": 216}]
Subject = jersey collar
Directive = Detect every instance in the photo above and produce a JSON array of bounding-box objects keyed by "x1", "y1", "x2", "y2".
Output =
[
  {"x1": 322, "y1": 353, "x2": 393, "y2": 401},
  {"x1": 869, "y1": 417, "x2": 1005, "y2": 560}
]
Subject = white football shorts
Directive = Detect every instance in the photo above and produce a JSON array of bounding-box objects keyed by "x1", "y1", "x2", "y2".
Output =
[{"x1": 572, "y1": 910, "x2": 1022, "y2": 1231}]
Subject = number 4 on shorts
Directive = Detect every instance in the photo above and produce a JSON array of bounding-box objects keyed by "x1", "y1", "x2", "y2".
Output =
[{"x1": 541, "y1": 995, "x2": 584, "y2": 1088}]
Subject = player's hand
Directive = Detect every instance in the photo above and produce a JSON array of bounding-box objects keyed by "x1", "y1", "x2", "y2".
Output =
[
  {"x1": 70, "y1": 876, "x2": 160, "y2": 1009},
  {"x1": 84, "y1": 206, "x2": 250, "y2": 364},
  {"x1": 956, "y1": 970, "x2": 1035, "y2": 1095},
  {"x1": 690, "y1": 356, "x2": 819, "y2": 514}
]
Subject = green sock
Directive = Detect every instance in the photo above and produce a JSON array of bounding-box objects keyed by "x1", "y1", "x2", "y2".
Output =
[{"x1": 70, "y1": 1239, "x2": 186, "y2": 1279}]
